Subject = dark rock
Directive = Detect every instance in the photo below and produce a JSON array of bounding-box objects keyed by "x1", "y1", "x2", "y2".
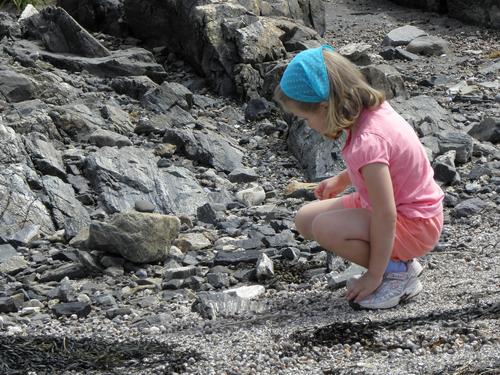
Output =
[
  {"x1": 164, "y1": 266, "x2": 197, "y2": 281},
  {"x1": 58, "y1": 0, "x2": 126, "y2": 37},
  {"x1": 262, "y1": 230, "x2": 297, "y2": 248},
  {"x1": 0, "y1": 296, "x2": 21, "y2": 313},
  {"x1": 380, "y1": 46, "x2": 420, "y2": 61},
  {"x1": 233, "y1": 268, "x2": 255, "y2": 282},
  {"x1": 286, "y1": 118, "x2": 344, "y2": 182},
  {"x1": 9, "y1": 39, "x2": 166, "y2": 82},
  {"x1": 245, "y1": 98, "x2": 275, "y2": 121},
  {"x1": 38, "y1": 263, "x2": 87, "y2": 282},
  {"x1": 75, "y1": 250, "x2": 103, "y2": 275},
  {"x1": 106, "y1": 307, "x2": 133, "y2": 319},
  {"x1": 447, "y1": 0, "x2": 500, "y2": 29},
  {"x1": 437, "y1": 131, "x2": 474, "y2": 164},
  {"x1": 52, "y1": 301, "x2": 91, "y2": 318},
  {"x1": 207, "y1": 272, "x2": 230, "y2": 289},
  {"x1": 0, "y1": 69, "x2": 36, "y2": 103},
  {"x1": 162, "y1": 278, "x2": 184, "y2": 290},
  {"x1": 443, "y1": 192, "x2": 459, "y2": 207},
  {"x1": 183, "y1": 275, "x2": 205, "y2": 290},
  {"x1": 22, "y1": 6, "x2": 110, "y2": 57},
  {"x1": 388, "y1": 1, "x2": 499, "y2": 29},
  {"x1": 454, "y1": 198, "x2": 488, "y2": 217},
  {"x1": 122, "y1": 0, "x2": 324, "y2": 98},
  {"x1": 95, "y1": 294, "x2": 117, "y2": 308},
  {"x1": 141, "y1": 81, "x2": 193, "y2": 113},
  {"x1": 214, "y1": 249, "x2": 280, "y2": 266},
  {"x1": 110, "y1": 76, "x2": 158, "y2": 100},
  {"x1": 197, "y1": 203, "x2": 219, "y2": 225},
  {"x1": 237, "y1": 237, "x2": 264, "y2": 251},
  {"x1": 282, "y1": 247, "x2": 301, "y2": 261},
  {"x1": 468, "y1": 164, "x2": 494, "y2": 179},
  {"x1": 433, "y1": 151, "x2": 460, "y2": 185},
  {"x1": 228, "y1": 168, "x2": 259, "y2": 183},
  {"x1": 468, "y1": 117, "x2": 500, "y2": 144},
  {"x1": 163, "y1": 128, "x2": 244, "y2": 173}
]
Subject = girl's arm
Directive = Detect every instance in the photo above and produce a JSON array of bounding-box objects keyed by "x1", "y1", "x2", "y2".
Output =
[
  {"x1": 346, "y1": 162, "x2": 397, "y2": 302},
  {"x1": 314, "y1": 169, "x2": 351, "y2": 200}
]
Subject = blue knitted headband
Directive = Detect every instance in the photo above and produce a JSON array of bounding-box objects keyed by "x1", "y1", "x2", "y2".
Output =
[{"x1": 280, "y1": 45, "x2": 335, "y2": 103}]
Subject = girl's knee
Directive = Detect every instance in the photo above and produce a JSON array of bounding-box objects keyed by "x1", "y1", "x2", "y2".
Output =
[
  {"x1": 294, "y1": 205, "x2": 316, "y2": 239},
  {"x1": 311, "y1": 215, "x2": 342, "y2": 247}
]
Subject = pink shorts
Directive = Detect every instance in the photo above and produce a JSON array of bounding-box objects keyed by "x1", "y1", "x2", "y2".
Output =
[{"x1": 342, "y1": 192, "x2": 443, "y2": 261}]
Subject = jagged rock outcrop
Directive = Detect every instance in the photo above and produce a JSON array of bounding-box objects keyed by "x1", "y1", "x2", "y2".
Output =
[{"x1": 58, "y1": 0, "x2": 326, "y2": 99}]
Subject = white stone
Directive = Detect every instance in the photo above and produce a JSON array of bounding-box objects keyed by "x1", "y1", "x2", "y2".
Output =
[
  {"x1": 224, "y1": 285, "x2": 265, "y2": 300},
  {"x1": 19, "y1": 4, "x2": 39, "y2": 21},
  {"x1": 236, "y1": 184, "x2": 266, "y2": 207}
]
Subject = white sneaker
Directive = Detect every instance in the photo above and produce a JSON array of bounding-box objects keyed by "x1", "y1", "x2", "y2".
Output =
[{"x1": 347, "y1": 259, "x2": 424, "y2": 310}]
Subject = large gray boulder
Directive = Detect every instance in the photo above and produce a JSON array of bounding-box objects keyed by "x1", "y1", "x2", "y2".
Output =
[
  {"x1": 87, "y1": 211, "x2": 181, "y2": 263},
  {"x1": 286, "y1": 119, "x2": 345, "y2": 182},
  {"x1": 84, "y1": 146, "x2": 209, "y2": 216},
  {"x1": 389, "y1": 95, "x2": 454, "y2": 137}
]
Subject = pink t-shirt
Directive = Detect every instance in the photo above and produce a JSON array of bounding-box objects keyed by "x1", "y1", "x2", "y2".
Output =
[{"x1": 341, "y1": 101, "x2": 444, "y2": 219}]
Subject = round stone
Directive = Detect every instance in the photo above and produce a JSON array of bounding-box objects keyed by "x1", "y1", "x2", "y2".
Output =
[{"x1": 134, "y1": 199, "x2": 155, "y2": 213}]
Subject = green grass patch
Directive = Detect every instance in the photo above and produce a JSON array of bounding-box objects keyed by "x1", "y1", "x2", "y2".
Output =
[{"x1": 0, "y1": 0, "x2": 48, "y2": 11}]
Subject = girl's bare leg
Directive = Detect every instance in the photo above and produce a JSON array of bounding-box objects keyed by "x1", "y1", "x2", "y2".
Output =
[
  {"x1": 311, "y1": 208, "x2": 372, "y2": 268},
  {"x1": 294, "y1": 197, "x2": 345, "y2": 239}
]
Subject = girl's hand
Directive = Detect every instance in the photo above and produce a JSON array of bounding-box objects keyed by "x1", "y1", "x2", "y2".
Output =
[
  {"x1": 345, "y1": 272, "x2": 383, "y2": 303},
  {"x1": 314, "y1": 173, "x2": 349, "y2": 200}
]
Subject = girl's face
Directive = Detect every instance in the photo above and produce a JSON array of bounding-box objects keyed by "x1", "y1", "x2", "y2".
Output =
[{"x1": 286, "y1": 102, "x2": 329, "y2": 135}]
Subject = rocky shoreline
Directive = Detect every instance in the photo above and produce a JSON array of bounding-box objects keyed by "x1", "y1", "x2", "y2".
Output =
[{"x1": 0, "y1": 0, "x2": 499, "y2": 374}]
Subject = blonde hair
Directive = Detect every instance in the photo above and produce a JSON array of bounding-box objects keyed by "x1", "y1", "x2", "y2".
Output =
[{"x1": 274, "y1": 50, "x2": 385, "y2": 138}]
